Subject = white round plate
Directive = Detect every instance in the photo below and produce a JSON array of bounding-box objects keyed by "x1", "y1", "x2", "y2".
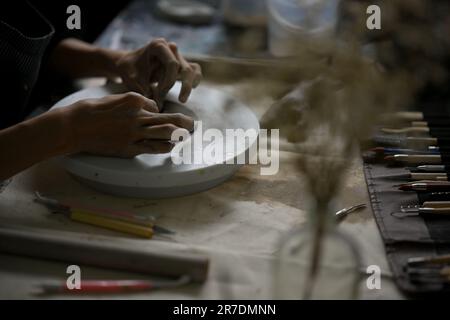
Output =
[{"x1": 51, "y1": 82, "x2": 259, "y2": 198}]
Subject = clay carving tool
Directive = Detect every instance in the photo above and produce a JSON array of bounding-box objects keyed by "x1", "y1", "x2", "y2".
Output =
[
  {"x1": 418, "y1": 191, "x2": 450, "y2": 203},
  {"x1": 384, "y1": 154, "x2": 444, "y2": 166},
  {"x1": 407, "y1": 266, "x2": 450, "y2": 284},
  {"x1": 407, "y1": 254, "x2": 450, "y2": 267},
  {"x1": 428, "y1": 146, "x2": 450, "y2": 153},
  {"x1": 417, "y1": 191, "x2": 450, "y2": 203},
  {"x1": 0, "y1": 225, "x2": 209, "y2": 282},
  {"x1": 381, "y1": 127, "x2": 450, "y2": 137},
  {"x1": 380, "y1": 111, "x2": 450, "y2": 123},
  {"x1": 34, "y1": 192, "x2": 174, "y2": 238},
  {"x1": 335, "y1": 203, "x2": 366, "y2": 221},
  {"x1": 412, "y1": 119, "x2": 450, "y2": 127},
  {"x1": 417, "y1": 201, "x2": 450, "y2": 208},
  {"x1": 410, "y1": 165, "x2": 446, "y2": 172},
  {"x1": 370, "y1": 147, "x2": 438, "y2": 156},
  {"x1": 363, "y1": 147, "x2": 436, "y2": 164},
  {"x1": 394, "y1": 200, "x2": 450, "y2": 217},
  {"x1": 372, "y1": 136, "x2": 450, "y2": 149},
  {"x1": 398, "y1": 181, "x2": 450, "y2": 192},
  {"x1": 376, "y1": 172, "x2": 447, "y2": 181},
  {"x1": 394, "y1": 205, "x2": 450, "y2": 217},
  {"x1": 36, "y1": 275, "x2": 190, "y2": 295}
]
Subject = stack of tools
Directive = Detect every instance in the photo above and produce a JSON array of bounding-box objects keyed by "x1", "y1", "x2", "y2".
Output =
[
  {"x1": 362, "y1": 110, "x2": 450, "y2": 295},
  {"x1": 404, "y1": 254, "x2": 450, "y2": 290},
  {"x1": 365, "y1": 111, "x2": 450, "y2": 196}
]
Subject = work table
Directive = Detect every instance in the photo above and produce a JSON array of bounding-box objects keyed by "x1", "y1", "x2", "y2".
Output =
[
  {"x1": 0, "y1": 79, "x2": 403, "y2": 299},
  {"x1": 0, "y1": 0, "x2": 405, "y2": 299}
]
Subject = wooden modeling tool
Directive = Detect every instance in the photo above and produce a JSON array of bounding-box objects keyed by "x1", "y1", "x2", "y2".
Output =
[
  {"x1": 408, "y1": 254, "x2": 450, "y2": 267},
  {"x1": 377, "y1": 172, "x2": 447, "y2": 181},
  {"x1": 34, "y1": 192, "x2": 174, "y2": 238},
  {"x1": 370, "y1": 147, "x2": 437, "y2": 155},
  {"x1": 380, "y1": 111, "x2": 450, "y2": 122},
  {"x1": 384, "y1": 154, "x2": 442, "y2": 166},
  {"x1": 398, "y1": 181, "x2": 450, "y2": 192},
  {"x1": 413, "y1": 165, "x2": 446, "y2": 172}
]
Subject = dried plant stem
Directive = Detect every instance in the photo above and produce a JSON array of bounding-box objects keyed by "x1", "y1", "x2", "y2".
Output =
[{"x1": 302, "y1": 203, "x2": 328, "y2": 299}]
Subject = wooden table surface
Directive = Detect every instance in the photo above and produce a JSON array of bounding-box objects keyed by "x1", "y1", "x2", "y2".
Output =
[{"x1": 0, "y1": 78, "x2": 403, "y2": 299}]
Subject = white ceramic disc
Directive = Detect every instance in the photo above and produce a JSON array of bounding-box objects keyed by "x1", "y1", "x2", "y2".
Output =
[{"x1": 51, "y1": 82, "x2": 259, "y2": 198}]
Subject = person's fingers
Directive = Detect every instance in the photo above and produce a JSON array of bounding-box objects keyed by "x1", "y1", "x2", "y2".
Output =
[
  {"x1": 138, "y1": 113, "x2": 194, "y2": 131},
  {"x1": 190, "y1": 63, "x2": 202, "y2": 88},
  {"x1": 138, "y1": 123, "x2": 188, "y2": 140},
  {"x1": 112, "y1": 92, "x2": 159, "y2": 113},
  {"x1": 122, "y1": 73, "x2": 149, "y2": 96},
  {"x1": 114, "y1": 141, "x2": 174, "y2": 158},
  {"x1": 131, "y1": 140, "x2": 175, "y2": 155},
  {"x1": 139, "y1": 98, "x2": 159, "y2": 113},
  {"x1": 168, "y1": 43, "x2": 202, "y2": 102},
  {"x1": 149, "y1": 39, "x2": 179, "y2": 96},
  {"x1": 148, "y1": 83, "x2": 163, "y2": 110},
  {"x1": 169, "y1": 42, "x2": 192, "y2": 102},
  {"x1": 116, "y1": 58, "x2": 151, "y2": 96},
  {"x1": 180, "y1": 71, "x2": 196, "y2": 103}
]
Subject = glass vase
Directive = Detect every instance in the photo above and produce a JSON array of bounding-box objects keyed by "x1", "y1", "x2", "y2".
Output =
[{"x1": 273, "y1": 201, "x2": 361, "y2": 299}]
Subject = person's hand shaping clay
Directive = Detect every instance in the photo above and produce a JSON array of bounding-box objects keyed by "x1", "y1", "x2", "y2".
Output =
[
  {"x1": 0, "y1": 1, "x2": 203, "y2": 180},
  {"x1": 63, "y1": 92, "x2": 194, "y2": 158},
  {"x1": 113, "y1": 38, "x2": 202, "y2": 108}
]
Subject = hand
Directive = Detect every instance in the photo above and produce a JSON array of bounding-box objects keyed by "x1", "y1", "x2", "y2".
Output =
[
  {"x1": 113, "y1": 38, "x2": 202, "y2": 108},
  {"x1": 65, "y1": 92, "x2": 193, "y2": 158}
]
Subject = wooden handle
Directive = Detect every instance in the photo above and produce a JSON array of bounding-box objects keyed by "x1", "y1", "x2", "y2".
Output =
[
  {"x1": 423, "y1": 201, "x2": 450, "y2": 208},
  {"x1": 411, "y1": 173, "x2": 447, "y2": 180},
  {"x1": 381, "y1": 127, "x2": 429, "y2": 134},
  {"x1": 406, "y1": 155, "x2": 441, "y2": 165},
  {"x1": 392, "y1": 111, "x2": 423, "y2": 121},
  {"x1": 411, "y1": 121, "x2": 428, "y2": 127},
  {"x1": 71, "y1": 210, "x2": 154, "y2": 239},
  {"x1": 421, "y1": 207, "x2": 450, "y2": 215}
]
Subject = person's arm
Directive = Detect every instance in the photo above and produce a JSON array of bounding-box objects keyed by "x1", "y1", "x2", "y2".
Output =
[
  {"x1": 0, "y1": 109, "x2": 72, "y2": 180},
  {"x1": 0, "y1": 93, "x2": 193, "y2": 180},
  {"x1": 47, "y1": 38, "x2": 124, "y2": 79},
  {"x1": 48, "y1": 38, "x2": 202, "y2": 106}
]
